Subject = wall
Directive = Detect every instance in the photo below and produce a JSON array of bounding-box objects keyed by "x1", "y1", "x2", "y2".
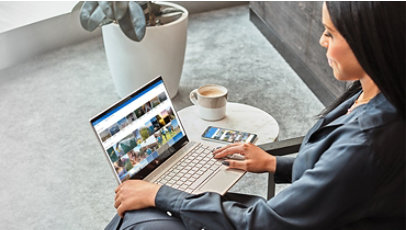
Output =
[
  {"x1": 0, "y1": 9, "x2": 98, "y2": 71},
  {"x1": 0, "y1": 1, "x2": 247, "y2": 71},
  {"x1": 175, "y1": 1, "x2": 247, "y2": 14},
  {"x1": 249, "y1": 2, "x2": 346, "y2": 105}
]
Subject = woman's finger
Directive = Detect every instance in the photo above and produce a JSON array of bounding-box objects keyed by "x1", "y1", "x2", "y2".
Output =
[
  {"x1": 212, "y1": 142, "x2": 241, "y2": 154},
  {"x1": 213, "y1": 145, "x2": 246, "y2": 159},
  {"x1": 224, "y1": 159, "x2": 247, "y2": 171},
  {"x1": 115, "y1": 183, "x2": 123, "y2": 193},
  {"x1": 117, "y1": 203, "x2": 126, "y2": 218},
  {"x1": 213, "y1": 145, "x2": 247, "y2": 159},
  {"x1": 114, "y1": 196, "x2": 121, "y2": 209}
]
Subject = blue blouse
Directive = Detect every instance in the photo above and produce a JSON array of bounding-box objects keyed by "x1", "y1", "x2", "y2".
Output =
[{"x1": 155, "y1": 92, "x2": 405, "y2": 230}]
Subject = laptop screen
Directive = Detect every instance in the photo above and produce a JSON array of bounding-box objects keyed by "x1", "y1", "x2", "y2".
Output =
[{"x1": 90, "y1": 77, "x2": 188, "y2": 183}]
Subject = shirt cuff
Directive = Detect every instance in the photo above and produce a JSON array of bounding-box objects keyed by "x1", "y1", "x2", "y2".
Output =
[
  {"x1": 274, "y1": 156, "x2": 295, "y2": 183},
  {"x1": 155, "y1": 185, "x2": 189, "y2": 217}
]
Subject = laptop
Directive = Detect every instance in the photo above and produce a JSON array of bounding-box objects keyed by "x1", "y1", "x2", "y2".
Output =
[{"x1": 90, "y1": 76, "x2": 245, "y2": 195}]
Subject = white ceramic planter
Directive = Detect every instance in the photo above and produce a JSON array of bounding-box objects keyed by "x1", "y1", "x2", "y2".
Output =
[{"x1": 102, "y1": 2, "x2": 188, "y2": 98}]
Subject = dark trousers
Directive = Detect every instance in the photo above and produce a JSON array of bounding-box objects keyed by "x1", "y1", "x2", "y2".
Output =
[
  {"x1": 105, "y1": 192, "x2": 259, "y2": 230},
  {"x1": 105, "y1": 208, "x2": 186, "y2": 230}
]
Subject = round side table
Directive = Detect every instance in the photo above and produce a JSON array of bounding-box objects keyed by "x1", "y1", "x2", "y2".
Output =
[{"x1": 178, "y1": 102, "x2": 279, "y2": 146}]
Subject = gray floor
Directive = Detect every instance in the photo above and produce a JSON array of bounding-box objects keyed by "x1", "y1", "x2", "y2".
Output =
[{"x1": 0, "y1": 6, "x2": 324, "y2": 229}]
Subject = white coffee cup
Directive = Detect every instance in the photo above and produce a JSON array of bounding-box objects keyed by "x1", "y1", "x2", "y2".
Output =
[{"x1": 189, "y1": 84, "x2": 228, "y2": 121}]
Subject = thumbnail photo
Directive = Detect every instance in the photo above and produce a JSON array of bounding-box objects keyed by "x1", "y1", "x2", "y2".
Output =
[
  {"x1": 126, "y1": 112, "x2": 137, "y2": 123},
  {"x1": 158, "y1": 92, "x2": 167, "y2": 103},
  {"x1": 159, "y1": 109, "x2": 172, "y2": 124},
  {"x1": 100, "y1": 129, "x2": 112, "y2": 142},
  {"x1": 150, "y1": 96, "x2": 160, "y2": 108},
  {"x1": 132, "y1": 129, "x2": 143, "y2": 145},
  {"x1": 240, "y1": 132, "x2": 250, "y2": 142},
  {"x1": 213, "y1": 129, "x2": 224, "y2": 140},
  {"x1": 134, "y1": 106, "x2": 146, "y2": 118},
  {"x1": 153, "y1": 118, "x2": 181, "y2": 148},
  {"x1": 113, "y1": 158, "x2": 128, "y2": 180},
  {"x1": 139, "y1": 126, "x2": 152, "y2": 142},
  {"x1": 169, "y1": 119, "x2": 180, "y2": 132},
  {"x1": 161, "y1": 107, "x2": 175, "y2": 120},
  {"x1": 155, "y1": 114, "x2": 167, "y2": 127},
  {"x1": 109, "y1": 124, "x2": 120, "y2": 136},
  {"x1": 117, "y1": 133, "x2": 138, "y2": 154},
  {"x1": 220, "y1": 130, "x2": 237, "y2": 142},
  {"x1": 127, "y1": 134, "x2": 160, "y2": 168},
  {"x1": 117, "y1": 117, "x2": 129, "y2": 130},
  {"x1": 107, "y1": 146, "x2": 118, "y2": 163},
  {"x1": 167, "y1": 107, "x2": 175, "y2": 117},
  {"x1": 150, "y1": 117, "x2": 162, "y2": 131},
  {"x1": 138, "y1": 135, "x2": 159, "y2": 157},
  {"x1": 114, "y1": 155, "x2": 133, "y2": 180},
  {"x1": 125, "y1": 148, "x2": 145, "y2": 168},
  {"x1": 142, "y1": 102, "x2": 152, "y2": 113}
]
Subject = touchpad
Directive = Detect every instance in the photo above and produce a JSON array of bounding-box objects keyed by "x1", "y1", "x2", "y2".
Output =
[{"x1": 197, "y1": 167, "x2": 245, "y2": 195}]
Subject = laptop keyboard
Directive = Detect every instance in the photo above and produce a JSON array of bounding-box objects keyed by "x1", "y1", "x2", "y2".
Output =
[{"x1": 154, "y1": 143, "x2": 223, "y2": 193}]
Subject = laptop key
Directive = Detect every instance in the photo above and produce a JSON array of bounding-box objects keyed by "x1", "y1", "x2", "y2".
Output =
[
  {"x1": 179, "y1": 185, "x2": 188, "y2": 190},
  {"x1": 189, "y1": 169, "x2": 215, "y2": 190},
  {"x1": 192, "y1": 174, "x2": 200, "y2": 178},
  {"x1": 184, "y1": 173, "x2": 192, "y2": 178},
  {"x1": 210, "y1": 165, "x2": 220, "y2": 171},
  {"x1": 155, "y1": 143, "x2": 231, "y2": 192}
]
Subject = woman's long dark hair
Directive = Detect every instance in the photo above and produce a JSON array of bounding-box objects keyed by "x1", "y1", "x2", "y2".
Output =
[{"x1": 321, "y1": 2, "x2": 405, "y2": 119}]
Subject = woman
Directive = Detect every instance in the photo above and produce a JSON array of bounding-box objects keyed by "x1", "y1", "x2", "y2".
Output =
[{"x1": 108, "y1": 2, "x2": 405, "y2": 229}]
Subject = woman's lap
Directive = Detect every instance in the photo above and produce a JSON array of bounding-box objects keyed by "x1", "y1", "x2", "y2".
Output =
[
  {"x1": 105, "y1": 192, "x2": 259, "y2": 230},
  {"x1": 105, "y1": 208, "x2": 186, "y2": 230}
]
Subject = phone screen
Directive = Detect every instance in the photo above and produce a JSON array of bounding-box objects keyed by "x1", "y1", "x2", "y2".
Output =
[{"x1": 202, "y1": 126, "x2": 257, "y2": 143}]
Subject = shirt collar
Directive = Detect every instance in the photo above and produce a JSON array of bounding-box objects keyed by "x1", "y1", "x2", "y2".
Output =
[
  {"x1": 358, "y1": 93, "x2": 399, "y2": 130},
  {"x1": 323, "y1": 92, "x2": 399, "y2": 130},
  {"x1": 322, "y1": 91, "x2": 361, "y2": 126}
]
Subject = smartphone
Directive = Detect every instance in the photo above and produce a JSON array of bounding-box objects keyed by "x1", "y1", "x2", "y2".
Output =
[{"x1": 201, "y1": 126, "x2": 257, "y2": 144}]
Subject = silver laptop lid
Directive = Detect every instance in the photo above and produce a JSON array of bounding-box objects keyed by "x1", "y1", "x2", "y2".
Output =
[{"x1": 90, "y1": 76, "x2": 189, "y2": 184}]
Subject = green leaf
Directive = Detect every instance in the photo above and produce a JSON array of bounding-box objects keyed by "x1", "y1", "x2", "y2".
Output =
[
  {"x1": 118, "y1": 1, "x2": 146, "y2": 42},
  {"x1": 80, "y1": 2, "x2": 112, "y2": 31},
  {"x1": 97, "y1": 1, "x2": 128, "y2": 21},
  {"x1": 98, "y1": 1, "x2": 114, "y2": 20},
  {"x1": 113, "y1": 1, "x2": 128, "y2": 20}
]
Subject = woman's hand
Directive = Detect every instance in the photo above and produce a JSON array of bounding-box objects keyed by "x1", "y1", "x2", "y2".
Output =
[
  {"x1": 114, "y1": 180, "x2": 161, "y2": 218},
  {"x1": 213, "y1": 143, "x2": 276, "y2": 173}
]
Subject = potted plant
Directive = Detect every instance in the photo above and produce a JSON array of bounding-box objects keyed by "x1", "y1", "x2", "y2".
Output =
[{"x1": 78, "y1": 1, "x2": 188, "y2": 98}]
